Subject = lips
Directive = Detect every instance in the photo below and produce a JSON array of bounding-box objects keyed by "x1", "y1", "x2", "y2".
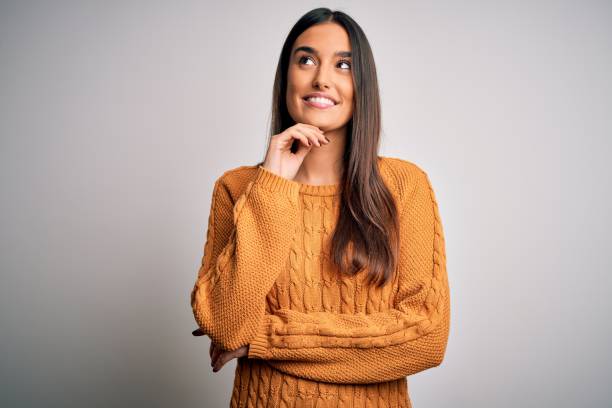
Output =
[
  {"x1": 303, "y1": 97, "x2": 336, "y2": 109},
  {"x1": 302, "y1": 92, "x2": 338, "y2": 105}
]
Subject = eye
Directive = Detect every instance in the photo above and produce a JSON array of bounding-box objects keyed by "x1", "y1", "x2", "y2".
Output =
[
  {"x1": 298, "y1": 56, "x2": 315, "y2": 66},
  {"x1": 338, "y1": 59, "x2": 351, "y2": 70}
]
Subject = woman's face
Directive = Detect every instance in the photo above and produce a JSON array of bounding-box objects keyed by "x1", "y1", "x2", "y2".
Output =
[{"x1": 286, "y1": 22, "x2": 354, "y2": 133}]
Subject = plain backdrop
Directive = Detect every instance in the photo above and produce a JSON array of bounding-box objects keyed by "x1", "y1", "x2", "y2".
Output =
[{"x1": 1, "y1": 1, "x2": 611, "y2": 407}]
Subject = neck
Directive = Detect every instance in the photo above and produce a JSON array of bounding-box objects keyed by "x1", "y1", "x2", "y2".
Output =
[{"x1": 293, "y1": 125, "x2": 347, "y2": 185}]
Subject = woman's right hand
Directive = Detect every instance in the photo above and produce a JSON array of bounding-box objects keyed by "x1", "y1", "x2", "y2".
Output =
[{"x1": 261, "y1": 123, "x2": 329, "y2": 181}]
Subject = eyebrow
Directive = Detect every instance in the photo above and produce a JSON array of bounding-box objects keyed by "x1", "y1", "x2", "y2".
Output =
[{"x1": 292, "y1": 45, "x2": 352, "y2": 58}]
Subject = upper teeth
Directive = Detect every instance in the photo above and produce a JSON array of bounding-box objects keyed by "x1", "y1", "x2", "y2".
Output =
[{"x1": 307, "y1": 96, "x2": 335, "y2": 105}]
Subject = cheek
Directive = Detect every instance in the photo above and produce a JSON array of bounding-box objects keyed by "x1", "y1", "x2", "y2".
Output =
[
  {"x1": 285, "y1": 79, "x2": 302, "y2": 119},
  {"x1": 286, "y1": 88, "x2": 300, "y2": 114},
  {"x1": 340, "y1": 79, "x2": 354, "y2": 103},
  {"x1": 341, "y1": 86, "x2": 354, "y2": 114},
  {"x1": 285, "y1": 81, "x2": 297, "y2": 105},
  {"x1": 286, "y1": 76, "x2": 303, "y2": 104}
]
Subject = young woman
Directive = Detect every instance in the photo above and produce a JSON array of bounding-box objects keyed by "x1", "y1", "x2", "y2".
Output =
[{"x1": 191, "y1": 7, "x2": 450, "y2": 407}]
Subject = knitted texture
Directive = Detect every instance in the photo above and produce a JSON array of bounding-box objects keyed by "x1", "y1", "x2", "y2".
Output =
[{"x1": 190, "y1": 156, "x2": 450, "y2": 407}]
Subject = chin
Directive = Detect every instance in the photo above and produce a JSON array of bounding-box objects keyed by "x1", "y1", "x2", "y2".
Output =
[{"x1": 300, "y1": 115, "x2": 333, "y2": 127}]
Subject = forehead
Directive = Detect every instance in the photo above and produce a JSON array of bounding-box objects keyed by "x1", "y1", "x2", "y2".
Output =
[{"x1": 292, "y1": 22, "x2": 351, "y2": 54}]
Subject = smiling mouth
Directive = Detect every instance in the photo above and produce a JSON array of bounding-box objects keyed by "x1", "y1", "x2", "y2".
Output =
[{"x1": 302, "y1": 97, "x2": 337, "y2": 109}]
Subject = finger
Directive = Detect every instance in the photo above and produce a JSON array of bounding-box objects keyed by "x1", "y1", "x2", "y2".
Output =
[
  {"x1": 294, "y1": 138, "x2": 313, "y2": 160},
  {"x1": 299, "y1": 123, "x2": 325, "y2": 135},
  {"x1": 301, "y1": 125, "x2": 328, "y2": 145},
  {"x1": 299, "y1": 124, "x2": 327, "y2": 143},
  {"x1": 213, "y1": 351, "x2": 225, "y2": 372},
  {"x1": 301, "y1": 127, "x2": 322, "y2": 147},
  {"x1": 318, "y1": 131, "x2": 330, "y2": 144},
  {"x1": 299, "y1": 124, "x2": 328, "y2": 144},
  {"x1": 211, "y1": 346, "x2": 221, "y2": 366},
  {"x1": 211, "y1": 344, "x2": 223, "y2": 366},
  {"x1": 293, "y1": 126, "x2": 322, "y2": 147},
  {"x1": 237, "y1": 345, "x2": 249, "y2": 358},
  {"x1": 273, "y1": 128, "x2": 308, "y2": 150},
  {"x1": 213, "y1": 351, "x2": 234, "y2": 372},
  {"x1": 210, "y1": 342, "x2": 215, "y2": 362},
  {"x1": 287, "y1": 128, "x2": 312, "y2": 148}
]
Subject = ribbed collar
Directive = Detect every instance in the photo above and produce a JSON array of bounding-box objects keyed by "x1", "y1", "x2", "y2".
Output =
[{"x1": 298, "y1": 181, "x2": 340, "y2": 196}]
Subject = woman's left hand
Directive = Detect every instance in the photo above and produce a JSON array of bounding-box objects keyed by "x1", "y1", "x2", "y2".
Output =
[
  {"x1": 210, "y1": 341, "x2": 249, "y2": 372},
  {"x1": 191, "y1": 328, "x2": 249, "y2": 372}
]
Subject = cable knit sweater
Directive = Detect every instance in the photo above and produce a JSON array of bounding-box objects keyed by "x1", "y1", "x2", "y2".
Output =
[{"x1": 190, "y1": 156, "x2": 450, "y2": 408}]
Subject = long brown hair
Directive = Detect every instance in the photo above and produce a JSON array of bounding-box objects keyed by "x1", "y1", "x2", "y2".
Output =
[{"x1": 256, "y1": 7, "x2": 400, "y2": 288}]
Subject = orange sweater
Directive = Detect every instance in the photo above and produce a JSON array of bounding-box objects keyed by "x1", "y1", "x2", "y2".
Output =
[{"x1": 190, "y1": 156, "x2": 450, "y2": 407}]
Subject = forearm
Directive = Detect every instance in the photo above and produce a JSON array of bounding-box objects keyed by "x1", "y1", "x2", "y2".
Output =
[{"x1": 191, "y1": 166, "x2": 301, "y2": 351}]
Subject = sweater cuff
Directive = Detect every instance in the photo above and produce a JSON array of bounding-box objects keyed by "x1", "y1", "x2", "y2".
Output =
[
  {"x1": 254, "y1": 165, "x2": 300, "y2": 197},
  {"x1": 248, "y1": 316, "x2": 272, "y2": 359}
]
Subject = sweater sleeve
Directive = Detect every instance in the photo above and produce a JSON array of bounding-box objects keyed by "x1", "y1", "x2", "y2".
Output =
[
  {"x1": 190, "y1": 165, "x2": 301, "y2": 352},
  {"x1": 247, "y1": 169, "x2": 450, "y2": 384}
]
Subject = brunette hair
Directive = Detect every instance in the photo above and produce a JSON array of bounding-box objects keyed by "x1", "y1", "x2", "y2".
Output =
[{"x1": 256, "y1": 7, "x2": 400, "y2": 288}]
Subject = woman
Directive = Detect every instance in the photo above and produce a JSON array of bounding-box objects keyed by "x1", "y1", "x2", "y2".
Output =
[{"x1": 190, "y1": 7, "x2": 450, "y2": 407}]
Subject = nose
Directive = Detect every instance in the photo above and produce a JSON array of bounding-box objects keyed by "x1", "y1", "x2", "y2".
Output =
[{"x1": 312, "y1": 64, "x2": 331, "y2": 89}]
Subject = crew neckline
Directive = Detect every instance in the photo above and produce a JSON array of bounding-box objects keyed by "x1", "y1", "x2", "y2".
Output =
[
  {"x1": 254, "y1": 156, "x2": 389, "y2": 197},
  {"x1": 254, "y1": 165, "x2": 341, "y2": 197},
  {"x1": 297, "y1": 180, "x2": 340, "y2": 196},
  {"x1": 295, "y1": 156, "x2": 385, "y2": 196}
]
